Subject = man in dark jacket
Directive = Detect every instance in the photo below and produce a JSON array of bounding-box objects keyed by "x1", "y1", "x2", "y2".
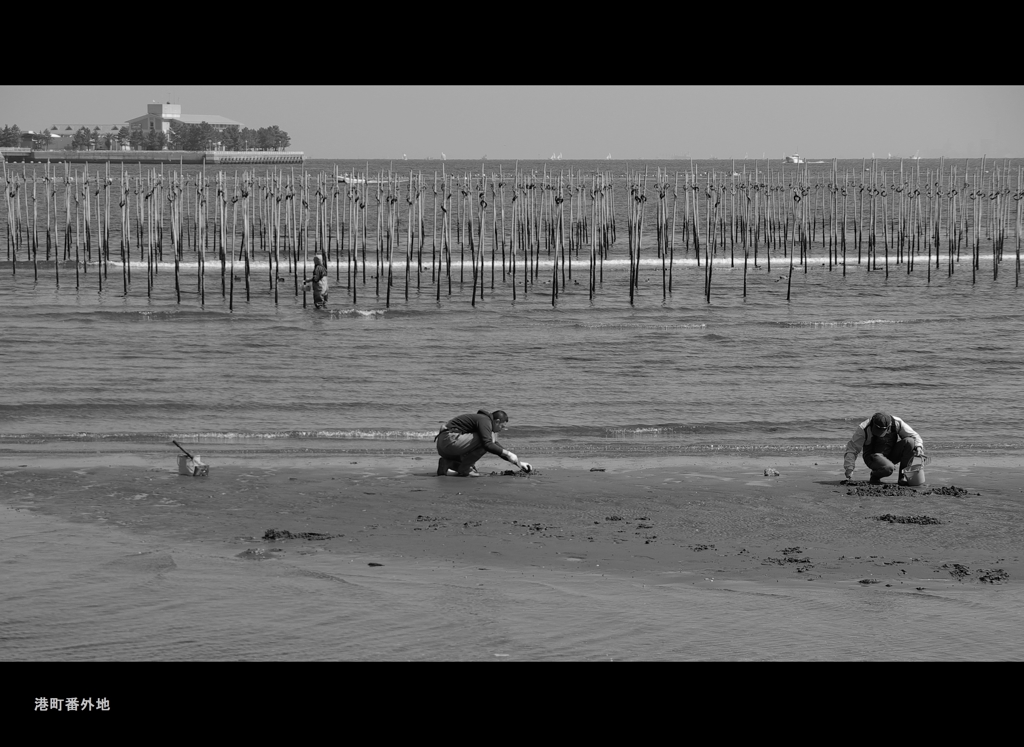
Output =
[
  {"x1": 435, "y1": 409, "x2": 531, "y2": 477},
  {"x1": 303, "y1": 255, "x2": 329, "y2": 309}
]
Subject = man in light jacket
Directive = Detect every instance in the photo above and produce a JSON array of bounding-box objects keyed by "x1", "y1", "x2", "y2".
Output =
[{"x1": 844, "y1": 412, "x2": 924, "y2": 485}]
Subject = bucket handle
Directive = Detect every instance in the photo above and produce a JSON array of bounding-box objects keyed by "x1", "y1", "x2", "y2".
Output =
[{"x1": 172, "y1": 440, "x2": 194, "y2": 460}]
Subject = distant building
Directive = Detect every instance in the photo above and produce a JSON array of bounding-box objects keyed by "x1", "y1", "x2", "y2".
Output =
[
  {"x1": 126, "y1": 103, "x2": 243, "y2": 138},
  {"x1": 17, "y1": 103, "x2": 249, "y2": 153},
  {"x1": 28, "y1": 123, "x2": 126, "y2": 150}
]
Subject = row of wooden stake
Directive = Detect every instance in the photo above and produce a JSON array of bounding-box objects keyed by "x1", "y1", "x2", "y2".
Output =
[{"x1": 3, "y1": 159, "x2": 1021, "y2": 306}]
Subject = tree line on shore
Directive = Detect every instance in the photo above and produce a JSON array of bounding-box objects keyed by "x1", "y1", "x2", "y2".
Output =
[{"x1": 1, "y1": 122, "x2": 291, "y2": 152}]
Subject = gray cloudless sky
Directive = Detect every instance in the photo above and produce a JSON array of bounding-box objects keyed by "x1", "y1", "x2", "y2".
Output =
[{"x1": 3, "y1": 85, "x2": 1021, "y2": 160}]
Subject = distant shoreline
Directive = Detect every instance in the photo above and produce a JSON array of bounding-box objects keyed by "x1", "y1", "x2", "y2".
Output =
[{"x1": 0, "y1": 148, "x2": 304, "y2": 165}]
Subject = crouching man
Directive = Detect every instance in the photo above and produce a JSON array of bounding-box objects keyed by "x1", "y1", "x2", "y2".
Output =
[{"x1": 844, "y1": 411, "x2": 924, "y2": 485}]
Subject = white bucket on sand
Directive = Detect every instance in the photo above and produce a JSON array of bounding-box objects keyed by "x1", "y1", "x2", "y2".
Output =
[
  {"x1": 177, "y1": 454, "x2": 209, "y2": 477},
  {"x1": 903, "y1": 455, "x2": 925, "y2": 486}
]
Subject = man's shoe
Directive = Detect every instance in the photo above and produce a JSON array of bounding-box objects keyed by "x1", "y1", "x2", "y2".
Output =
[{"x1": 869, "y1": 475, "x2": 883, "y2": 485}]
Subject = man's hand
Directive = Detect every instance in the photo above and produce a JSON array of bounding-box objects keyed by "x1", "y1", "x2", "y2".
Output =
[{"x1": 844, "y1": 469, "x2": 853, "y2": 480}]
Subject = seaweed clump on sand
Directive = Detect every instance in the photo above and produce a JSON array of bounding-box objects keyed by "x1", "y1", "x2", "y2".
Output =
[
  {"x1": 491, "y1": 470, "x2": 537, "y2": 477},
  {"x1": 922, "y1": 486, "x2": 980, "y2": 496},
  {"x1": 940, "y1": 563, "x2": 1009, "y2": 584},
  {"x1": 263, "y1": 529, "x2": 342, "y2": 541},
  {"x1": 845, "y1": 483, "x2": 918, "y2": 497},
  {"x1": 977, "y1": 568, "x2": 1009, "y2": 584},
  {"x1": 876, "y1": 514, "x2": 942, "y2": 525}
]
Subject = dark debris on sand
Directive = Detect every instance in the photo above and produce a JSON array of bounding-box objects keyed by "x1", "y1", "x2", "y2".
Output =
[
  {"x1": 263, "y1": 529, "x2": 342, "y2": 541},
  {"x1": 922, "y1": 485, "x2": 980, "y2": 496},
  {"x1": 977, "y1": 568, "x2": 1010, "y2": 584},
  {"x1": 845, "y1": 483, "x2": 919, "y2": 497},
  {"x1": 763, "y1": 555, "x2": 812, "y2": 565},
  {"x1": 236, "y1": 548, "x2": 273, "y2": 560},
  {"x1": 876, "y1": 514, "x2": 942, "y2": 525},
  {"x1": 844, "y1": 481, "x2": 980, "y2": 498},
  {"x1": 940, "y1": 562, "x2": 1010, "y2": 584}
]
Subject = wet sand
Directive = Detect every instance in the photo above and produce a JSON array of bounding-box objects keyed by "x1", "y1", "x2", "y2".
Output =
[
  {"x1": 3, "y1": 448, "x2": 1023, "y2": 701},
  {"x1": 4, "y1": 450, "x2": 1021, "y2": 592}
]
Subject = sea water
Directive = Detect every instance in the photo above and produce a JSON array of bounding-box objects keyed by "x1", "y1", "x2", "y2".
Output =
[{"x1": 1, "y1": 242, "x2": 1020, "y2": 460}]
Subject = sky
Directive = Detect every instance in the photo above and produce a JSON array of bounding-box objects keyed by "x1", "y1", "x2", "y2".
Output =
[{"x1": 2, "y1": 85, "x2": 1022, "y2": 160}]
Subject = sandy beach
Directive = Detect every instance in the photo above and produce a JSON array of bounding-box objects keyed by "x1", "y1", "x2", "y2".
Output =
[
  {"x1": 4, "y1": 447, "x2": 1024, "y2": 721},
  {"x1": 4, "y1": 450, "x2": 1023, "y2": 661},
  {"x1": 4, "y1": 449, "x2": 1022, "y2": 586}
]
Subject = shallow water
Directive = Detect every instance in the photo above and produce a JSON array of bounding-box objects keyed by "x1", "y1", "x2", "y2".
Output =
[
  {"x1": 3, "y1": 508, "x2": 1021, "y2": 662},
  {"x1": 1, "y1": 252, "x2": 1021, "y2": 460}
]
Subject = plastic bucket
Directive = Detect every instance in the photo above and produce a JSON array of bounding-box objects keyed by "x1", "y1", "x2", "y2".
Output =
[
  {"x1": 177, "y1": 454, "x2": 194, "y2": 475},
  {"x1": 177, "y1": 454, "x2": 208, "y2": 476},
  {"x1": 903, "y1": 456, "x2": 926, "y2": 486}
]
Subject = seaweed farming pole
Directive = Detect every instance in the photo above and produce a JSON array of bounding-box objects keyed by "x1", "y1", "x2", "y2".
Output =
[
  {"x1": 83, "y1": 165, "x2": 92, "y2": 269},
  {"x1": 420, "y1": 171, "x2": 427, "y2": 293},
  {"x1": 118, "y1": 165, "x2": 127, "y2": 293},
  {"x1": 198, "y1": 166, "x2": 207, "y2": 306},
  {"x1": 384, "y1": 174, "x2": 395, "y2": 308},
  {"x1": 374, "y1": 176, "x2": 384, "y2": 298},
  {"x1": 243, "y1": 172, "x2": 252, "y2": 303},
  {"x1": 498, "y1": 168, "x2": 507, "y2": 285},
  {"x1": 29, "y1": 168, "x2": 38, "y2": 281},
  {"x1": 215, "y1": 172, "x2": 225, "y2": 296},
  {"x1": 171, "y1": 171, "x2": 180, "y2": 303},
  {"x1": 2, "y1": 160, "x2": 10, "y2": 263},
  {"x1": 228, "y1": 174, "x2": 238, "y2": 311},
  {"x1": 703, "y1": 174, "x2": 713, "y2": 303},
  {"x1": 627, "y1": 173, "x2": 638, "y2": 305},
  {"x1": 706, "y1": 176, "x2": 720, "y2": 304},
  {"x1": 1016, "y1": 165, "x2": 1021, "y2": 288},
  {"x1": 431, "y1": 171, "x2": 439, "y2": 285},
  {"x1": 786, "y1": 185, "x2": 797, "y2": 302},
  {"x1": 343, "y1": 177, "x2": 353, "y2": 301},
  {"x1": 669, "y1": 171, "x2": 679, "y2": 293},
  {"x1": 405, "y1": 171, "x2": 413, "y2": 302},
  {"x1": 510, "y1": 169, "x2": 518, "y2": 302},
  {"x1": 489, "y1": 170, "x2": 497, "y2": 292},
  {"x1": 480, "y1": 174, "x2": 488, "y2": 304},
  {"x1": 440, "y1": 171, "x2": 452, "y2": 300},
  {"x1": 551, "y1": 175, "x2": 561, "y2": 307},
  {"x1": 658, "y1": 172, "x2": 667, "y2": 300},
  {"x1": 881, "y1": 170, "x2": 889, "y2": 280},
  {"x1": 334, "y1": 173, "x2": 342, "y2": 290},
  {"x1": 636, "y1": 167, "x2": 648, "y2": 301},
  {"x1": 587, "y1": 173, "x2": 595, "y2": 300}
]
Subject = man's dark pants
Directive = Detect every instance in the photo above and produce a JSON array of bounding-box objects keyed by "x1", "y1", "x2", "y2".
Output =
[{"x1": 863, "y1": 437, "x2": 916, "y2": 480}]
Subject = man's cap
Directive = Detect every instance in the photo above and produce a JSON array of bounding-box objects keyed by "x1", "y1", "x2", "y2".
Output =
[{"x1": 870, "y1": 412, "x2": 893, "y2": 429}]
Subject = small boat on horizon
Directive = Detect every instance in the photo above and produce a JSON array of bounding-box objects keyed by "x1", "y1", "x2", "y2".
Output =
[{"x1": 784, "y1": 153, "x2": 804, "y2": 164}]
